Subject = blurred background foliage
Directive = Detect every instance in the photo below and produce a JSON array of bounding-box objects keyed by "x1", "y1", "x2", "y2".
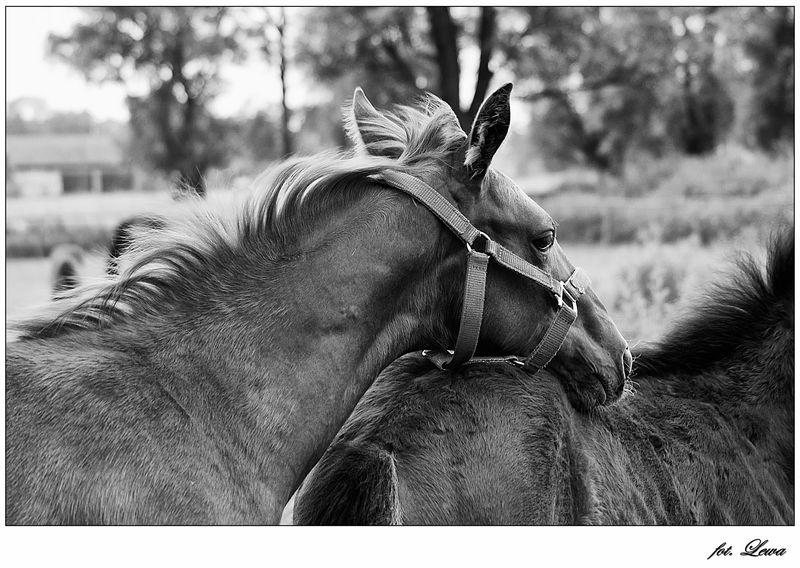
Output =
[
  {"x1": 7, "y1": 6, "x2": 789, "y2": 188},
  {"x1": 6, "y1": 6, "x2": 794, "y2": 341}
]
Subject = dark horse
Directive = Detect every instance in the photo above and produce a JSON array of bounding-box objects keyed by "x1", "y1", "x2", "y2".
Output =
[
  {"x1": 48, "y1": 216, "x2": 167, "y2": 299},
  {"x1": 107, "y1": 214, "x2": 167, "y2": 275},
  {"x1": 295, "y1": 232, "x2": 794, "y2": 525},
  {"x1": 49, "y1": 244, "x2": 85, "y2": 299},
  {"x1": 6, "y1": 85, "x2": 630, "y2": 524}
]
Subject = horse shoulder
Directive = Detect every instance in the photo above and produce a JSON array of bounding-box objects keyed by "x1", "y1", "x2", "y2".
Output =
[{"x1": 5, "y1": 335, "x2": 214, "y2": 524}]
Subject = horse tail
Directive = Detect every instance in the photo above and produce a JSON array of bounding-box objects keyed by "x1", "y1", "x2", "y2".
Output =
[
  {"x1": 293, "y1": 444, "x2": 402, "y2": 525},
  {"x1": 49, "y1": 244, "x2": 84, "y2": 299},
  {"x1": 107, "y1": 215, "x2": 167, "y2": 275},
  {"x1": 635, "y1": 228, "x2": 794, "y2": 377}
]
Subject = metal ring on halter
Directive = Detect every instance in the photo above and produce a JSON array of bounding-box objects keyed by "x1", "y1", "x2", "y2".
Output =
[{"x1": 466, "y1": 231, "x2": 492, "y2": 255}]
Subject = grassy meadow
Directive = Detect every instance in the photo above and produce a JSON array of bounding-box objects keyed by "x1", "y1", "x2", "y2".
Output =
[{"x1": 6, "y1": 145, "x2": 794, "y2": 346}]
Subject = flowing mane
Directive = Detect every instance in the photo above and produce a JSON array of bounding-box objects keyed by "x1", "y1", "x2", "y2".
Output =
[
  {"x1": 12, "y1": 95, "x2": 466, "y2": 341},
  {"x1": 635, "y1": 229, "x2": 794, "y2": 377}
]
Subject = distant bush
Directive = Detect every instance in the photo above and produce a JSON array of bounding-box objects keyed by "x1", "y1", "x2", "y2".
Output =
[
  {"x1": 587, "y1": 238, "x2": 763, "y2": 342},
  {"x1": 539, "y1": 146, "x2": 792, "y2": 246},
  {"x1": 6, "y1": 220, "x2": 112, "y2": 258},
  {"x1": 609, "y1": 145, "x2": 792, "y2": 197},
  {"x1": 650, "y1": 145, "x2": 793, "y2": 197},
  {"x1": 544, "y1": 190, "x2": 791, "y2": 246},
  {"x1": 611, "y1": 246, "x2": 691, "y2": 340}
]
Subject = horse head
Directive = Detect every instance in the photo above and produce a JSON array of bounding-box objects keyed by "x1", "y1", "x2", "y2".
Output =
[{"x1": 349, "y1": 84, "x2": 631, "y2": 410}]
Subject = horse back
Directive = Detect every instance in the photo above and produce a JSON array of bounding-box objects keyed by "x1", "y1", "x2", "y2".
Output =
[{"x1": 295, "y1": 356, "x2": 582, "y2": 525}]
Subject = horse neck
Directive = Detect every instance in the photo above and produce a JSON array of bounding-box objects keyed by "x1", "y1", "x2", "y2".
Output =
[{"x1": 145, "y1": 189, "x2": 450, "y2": 520}]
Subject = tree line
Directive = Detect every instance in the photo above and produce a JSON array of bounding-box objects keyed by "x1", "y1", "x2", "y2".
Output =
[{"x1": 45, "y1": 6, "x2": 793, "y2": 195}]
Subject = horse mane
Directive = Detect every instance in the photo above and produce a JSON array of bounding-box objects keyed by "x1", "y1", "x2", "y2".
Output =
[
  {"x1": 12, "y1": 94, "x2": 466, "y2": 341},
  {"x1": 635, "y1": 229, "x2": 794, "y2": 376}
]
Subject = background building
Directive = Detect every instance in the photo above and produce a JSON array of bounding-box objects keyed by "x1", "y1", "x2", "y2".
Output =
[{"x1": 6, "y1": 133, "x2": 133, "y2": 196}]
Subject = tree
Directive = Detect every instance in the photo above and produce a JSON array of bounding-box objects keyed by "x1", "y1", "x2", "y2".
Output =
[
  {"x1": 502, "y1": 7, "x2": 671, "y2": 170},
  {"x1": 50, "y1": 7, "x2": 248, "y2": 195},
  {"x1": 250, "y1": 7, "x2": 293, "y2": 156},
  {"x1": 275, "y1": 8, "x2": 292, "y2": 157},
  {"x1": 660, "y1": 8, "x2": 734, "y2": 155},
  {"x1": 741, "y1": 6, "x2": 794, "y2": 150},
  {"x1": 296, "y1": 7, "x2": 499, "y2": 131},
  {"x1": 505, "y1": 7, "x2": 736, "y2": 170},
  {"x1": 427, "y1": 7, "x2": 497, "y2": 130}
]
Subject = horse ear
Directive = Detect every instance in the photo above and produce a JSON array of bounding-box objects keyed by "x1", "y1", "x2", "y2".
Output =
[
  {"x1": 463, "y1": 83, "x2": 512, "y2": 179},
  {"x1": 344, "y1": 87, "x2": 400, "y2": 158}
]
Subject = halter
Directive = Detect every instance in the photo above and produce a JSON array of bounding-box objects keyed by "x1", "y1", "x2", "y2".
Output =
[{"x1": 375, "y1": 170, "x2": 592, "y2": 371}]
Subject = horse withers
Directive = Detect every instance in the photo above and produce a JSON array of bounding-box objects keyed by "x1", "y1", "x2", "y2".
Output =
[
  {"x1": 295, "y1": 232, "x2": 794, "y2": 525},
  {"x1": 7, "y1": 84, "x2": 628, "y2": 524}
]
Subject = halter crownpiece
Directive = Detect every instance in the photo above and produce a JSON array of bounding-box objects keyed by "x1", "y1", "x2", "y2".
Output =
[{"x1": 374, "y1": 170, "x2": 591, "y2": 371}]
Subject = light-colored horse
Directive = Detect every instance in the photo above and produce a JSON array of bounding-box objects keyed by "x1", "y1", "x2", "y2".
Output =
[{"x1": 7, "y1": 85, "x2": 629, "y2": 524}]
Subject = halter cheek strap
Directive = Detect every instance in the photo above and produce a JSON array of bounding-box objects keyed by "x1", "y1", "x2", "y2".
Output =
[{"x1": 374, "y1": 170, "x2": 591, "y2": 371}]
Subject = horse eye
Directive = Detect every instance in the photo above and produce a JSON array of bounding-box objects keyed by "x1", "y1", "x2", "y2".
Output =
[{"x1": 533, "y1": 231, "x2": 555, "y2": 252}]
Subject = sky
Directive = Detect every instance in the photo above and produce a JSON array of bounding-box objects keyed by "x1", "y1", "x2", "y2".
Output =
[{"x1": 5, "y1": 6, "x2": 299, "y2": 122}]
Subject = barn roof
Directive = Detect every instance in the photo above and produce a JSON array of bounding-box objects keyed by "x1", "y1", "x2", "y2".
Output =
[{"x1": 6, "y1": 134, "x2": 126, "y2": 168}]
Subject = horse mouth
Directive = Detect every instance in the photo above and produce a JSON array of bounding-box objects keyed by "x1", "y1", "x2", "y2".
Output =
[
  {"x1": 561, "y1": 371, "x2": 623, "y2": 411},
  {"x1": 597, "y1": 373, "x2": 615, "y2": 405},
  {"x1": 548, "y1": 359, "x2": 625, "y2": 411}
]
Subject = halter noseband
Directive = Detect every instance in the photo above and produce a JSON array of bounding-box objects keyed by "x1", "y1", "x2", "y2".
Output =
[{"x1": 375, "y1": 170, "x2": 591, "y2": 371}]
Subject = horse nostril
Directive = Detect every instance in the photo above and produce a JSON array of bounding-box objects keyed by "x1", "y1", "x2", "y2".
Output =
[{"x1": 621, "y1": 347, "x2": 633, "y2": 379}]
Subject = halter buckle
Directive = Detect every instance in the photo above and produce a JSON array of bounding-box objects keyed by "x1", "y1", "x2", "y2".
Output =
[
  {"x1": 555, "y1": 268, "x2": 590, "y2": 309},
  {"x1": 565, "y1": 267, "x2": 591, "y2": 296},
  {"x1": 555, "y1": 284, "x2": 577, "y2": 311},
  {"x1": 560, "y1": 286, "x2": 578, "y2": 315},
  {"x1": 553, "y1": 281, "x2": 566, "y2": 308}
]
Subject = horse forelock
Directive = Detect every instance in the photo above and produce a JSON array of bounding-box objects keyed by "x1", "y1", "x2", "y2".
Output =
[
  {"x1": 12, "y1": 93, "x2": 468, "y2": 341},
  {"x1": 634, "y1": 229, "x2": 794, "y2": 379},
  {"x1": 344, "y1": 92, "x2": 466, "y2": 161}
]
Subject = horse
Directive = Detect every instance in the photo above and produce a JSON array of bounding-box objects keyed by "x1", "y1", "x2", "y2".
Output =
[
  {"x1": 106, "y1": 214, "x2": 168, "y2": 275},
  {"x1": 294, "y1": 231, "x2": 794, "y2": 525},
  {"x1": 6, "y1": 84, "x2": 631, "y2": 525},
  {"x1": 46, "y1": 217, "x2": 167, "y2": 301},
  {"x1": 49, "y1": 244, "x2": 85, "y2": 299}
]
